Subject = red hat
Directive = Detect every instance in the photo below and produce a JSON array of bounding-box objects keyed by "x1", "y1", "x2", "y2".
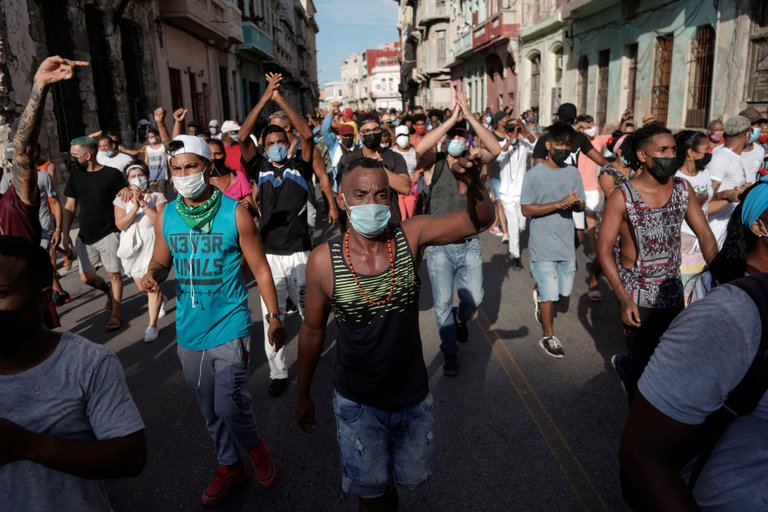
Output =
[
  {"x1": 337, "y1": 124, "x2": 354, "y2": 136},
  {"x1": 343, "y1": 108, "x2": 353, "y2": 118}
]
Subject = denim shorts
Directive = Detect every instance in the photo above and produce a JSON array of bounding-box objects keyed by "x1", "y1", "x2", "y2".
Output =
[
  {"x1": 333, "y1": 390, "x2": 435, "y2": 498},
  {"x1": 488, "y1": 178, "x2": 501, "y2": 200},
  {"x1": 530, "y1": 260, "x2": 576, "y2": 302}
]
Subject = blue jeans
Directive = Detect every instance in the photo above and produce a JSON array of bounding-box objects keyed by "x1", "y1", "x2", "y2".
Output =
[
  {"x1": 426, "y1": 238, "x2": 484, "y2": 355},
  {"x1": 333, "y1": 390, "x2": 435, "y2": 498}
]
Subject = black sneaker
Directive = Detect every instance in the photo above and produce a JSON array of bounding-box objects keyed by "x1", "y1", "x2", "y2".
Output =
[
  {"x1": 443, "y1": 353, "x2": 459, "y2": 376},
  {"x1": 285, "y1": 298, "x2": 298, "y2": 316},
  {"x1": 52, "y1": 291, "x2": 72, "y2": 306},
  {"x1": 511, "y1": 258, "x2": 523, "y2": 271},
  {"x1": 539, "y1": 335, "x2": 564, "y2": 358},
  {"x1": 453, "y1": 308, "x2": 468, "y2": 343},
  {"x1": 268, "y1": 378, "x2": 289, "y2": 398}
]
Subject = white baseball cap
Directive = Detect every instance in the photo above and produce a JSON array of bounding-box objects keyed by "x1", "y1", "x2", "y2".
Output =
[
  {"x1": 208, "y1": 119, "x2": 219, "y2": 127},
  {"x1": 168, "y1": 135, "x2": 212, "y2": 160},
  {"x1": 395, "y1": 125, "x2": 410, "y2": 137},
  {"x1": 220, "y1": 120, "x2": 240, "y2": 134}
]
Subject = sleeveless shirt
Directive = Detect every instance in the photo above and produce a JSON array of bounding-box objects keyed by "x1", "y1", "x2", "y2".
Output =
[
  {"x1": 329, "y1": 225, "x2": 428, "y2": 411},
  {"x1": 162, "y1": 195, "x2": 252, "y2": 349},
  {"x1": 619, "y1": 177, "x2": 688, "y2": 309}
]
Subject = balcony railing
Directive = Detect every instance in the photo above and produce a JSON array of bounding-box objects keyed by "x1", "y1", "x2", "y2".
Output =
[
  {"x1": 240, "y1": 20, "x2": 273, "y2": 59},
  {"x1": 453, "y1": 31, "x2": 472, "y2": 60},
  {"x1": 417, "y1": 2, "x2": 449, "y2": 26},
  {"x1": 159, "y1": 0, "x2": 243, "y2": 46}
]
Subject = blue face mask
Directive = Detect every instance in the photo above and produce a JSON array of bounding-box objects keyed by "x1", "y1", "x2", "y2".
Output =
[
  {"x1": 230, "y1": 133, "x2": 239, "y2": 142},
  {"x1": 342, "y1": 193, "x2": 391, "y2": 238},
  {"x1": 749, "y1": 127, "x2": 761, "y2": 144},
  {"x1": 447, "y1": 139, "x2": 467, "y2": 157},
  {"x1": 620, "y1": 155, "x2": 630, "y2": 166},
  {"x1": 603, "y1": 148, "x2": 616, "y2": 159},
  {"x1": 267, "y1": 144, "x2": 288, "y2": 163}
]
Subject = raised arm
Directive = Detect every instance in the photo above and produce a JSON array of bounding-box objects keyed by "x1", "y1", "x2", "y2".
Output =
[
  {"x1": 272, "y1": 88, "x2": 313, "y2": 163},
  {"x1": 239, "y1": 72, "x2": 282, "y2": 162},
  {"x1": 403, "y1": 152, "x2": 494, "y2": 247},
  {"x1": 171, "y1": 108, "x2": 187, "y2": 139},
  {"x1": 415, "y1": 104, "x2": 460, "y2": 166},
  {"x1": 13, "y1": 56, "x2": 88, "y2": 204},
  {"x1": 456, "y1": 91, "x2": 501, "y2": 164},
  {"x1": 153, "y1": 108, "x2": 171, "y2": 145}
]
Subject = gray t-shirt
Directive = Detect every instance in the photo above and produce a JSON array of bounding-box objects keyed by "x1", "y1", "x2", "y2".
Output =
[
  {"x1": 0, "y1": 332, "x2": 145, "y2": 512},
  {"x1": 520, "y1": 163, "x2": 585, "y2": 262},
  {"x1": 639, "y1": 284, "x2": 768, "y2": 510},
  {"x1": 0, "y1": 170, "x2": 57, "y2": 232}
]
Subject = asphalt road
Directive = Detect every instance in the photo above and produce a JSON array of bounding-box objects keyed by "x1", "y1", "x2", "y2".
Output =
[{"x1": 54, "y1": 225, "x2": 631, "y2": 512}]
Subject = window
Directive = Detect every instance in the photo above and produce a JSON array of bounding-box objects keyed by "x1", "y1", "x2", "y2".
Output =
[
  {"x1": 578, "y1": 56, "x2": 589, "y2": 115},
  {"x1": 169, "y1": 67, "x2": 183, "y2": 111},
  {"x1": 596, "y1": 49, "x2": 610, "y2": 128},
  {"x1": 626, "y1": 43, "x2": 638, "y2": 112},
  {"x1": 436, "y1": 30, "x2": 446, "y2": 67},
  {"x1": 530, "y1": 53, "x2": 541, "y2": 109},
  {"x1": 686, "y1": 26, "x2": 715, "y2": 127},
  {"x1": 651, "y1": 35, "x2": 674, "y2": 125}
]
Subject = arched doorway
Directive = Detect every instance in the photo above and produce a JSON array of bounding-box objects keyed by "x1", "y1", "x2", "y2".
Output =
[{"x1": 485, "y1": 53, "x2": 504, "y2": 112}]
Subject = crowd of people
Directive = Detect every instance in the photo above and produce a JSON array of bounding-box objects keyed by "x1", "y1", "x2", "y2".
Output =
[{"x1": 1, "y1": 55, "x2": 768, "y2": 512}]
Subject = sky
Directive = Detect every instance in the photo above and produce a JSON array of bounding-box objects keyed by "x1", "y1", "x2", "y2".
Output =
[{"x1": 314, "y1": 0, "x2": 400, "y2": 85}]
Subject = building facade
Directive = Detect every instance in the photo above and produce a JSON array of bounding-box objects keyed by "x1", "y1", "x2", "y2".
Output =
[{"x1": 319, "y1": 80, "x2": 344, "y2": 109}]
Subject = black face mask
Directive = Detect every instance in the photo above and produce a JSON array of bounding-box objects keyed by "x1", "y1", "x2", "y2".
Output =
[
  {"x1": 212, "y1": 157, "x2": 227, "y2": 177},
  {"x1": 362, "y1": 132, "x2": 383, "y2": 150},
  {"x1": 0, "y1": 295, "x2": 40, "y2": 357},
  {"x1": 69, "y1": 155, "x2": 85, "y2": 171},
  {"x1": 340, "y1": 137, "x2": 354, "y2": 149},
  {"x1": 551, "y1": 149, "x2": 571, "y2": 168},
  {"x1": 647, "y1": 155, "x2": 678, "y2": 179},
  {"x1": 694, "y1": 152, "x2": 712, "y2": 171}
]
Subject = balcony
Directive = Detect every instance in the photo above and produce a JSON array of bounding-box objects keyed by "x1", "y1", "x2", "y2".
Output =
[
  {"x1": 240, "y1": 20, "x2": 273, "y2": 60},
  {"x1": 472, "y1": 15, "x2": 519, "y2": 52},
  {"x1": 453, "y1": 31, "x2": 472, "y2": 60},
  {"x1": 158, "y1": 0, "x2": 242, "y2": 47},
  {"x1": 417, "y1": 2, "x2": 449, "y2": 26}
]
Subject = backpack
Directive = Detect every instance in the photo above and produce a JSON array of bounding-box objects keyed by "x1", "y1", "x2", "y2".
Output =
[{"x1": 621, "y1": 272, "x2": 768, "y2": 509}]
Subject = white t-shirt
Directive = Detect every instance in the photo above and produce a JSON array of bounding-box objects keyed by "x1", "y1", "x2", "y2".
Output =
[
  {"x1": 145, "y1": 145, "x2": 168, "y2": 181},
  {"x1": 741, "y1": 143, "x2": 765, "y2": 181},
  {"x1": 390, "y1": 146, "x2": 417, "y2": 177},
  {"x1": 706, "y1": 147, "x2": 748, "y2": 246},
  {"x1": 97, "y1": 151, "x2": 134, "y2": 174},
  {"x1": 674, "y1": 169, "x2": 712, "y2": 237}
]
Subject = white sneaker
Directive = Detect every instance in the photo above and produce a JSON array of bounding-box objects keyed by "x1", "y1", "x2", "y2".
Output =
[
  {"x1": 158, "y1": 296, "x2": 167, "y2": 319},
  {"x1": 501, "y1": 233, "x2": 509, "y2": 244},
  {"x1": 144, "y1": 326, "x2": 159, "y2": 343},
  {"x1": 533, "y1": 289, "x2": 542, "y2": 326}
]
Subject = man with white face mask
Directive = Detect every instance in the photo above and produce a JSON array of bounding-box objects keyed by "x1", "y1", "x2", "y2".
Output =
[
  {"x1": 142, "y1": 134, "x2": 286, "y2": 506},
  {"x1": 414, "y1": 91, "x2": 502, "y2": 376}
]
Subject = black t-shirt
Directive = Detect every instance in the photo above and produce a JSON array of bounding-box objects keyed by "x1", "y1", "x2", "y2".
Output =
[
  {"x1": 338, "y1": 148, "x2": 408, "y2": 223},
  {"x1": 64, "y1": 166, "x2": 124, "y2": 244},
  {"x1": 486, "y1": 133, "x2": 508, "y2": 180},
  {"x1": 247, "y1": 152, "x2": 314, "y2": 255},
  {"x1": 532, "y1": 130, "x2": 595, "y2": 167}
]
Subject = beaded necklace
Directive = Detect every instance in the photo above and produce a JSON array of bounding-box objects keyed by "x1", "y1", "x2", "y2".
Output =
[{"x1": 343, "y1": 228, "x2": 395, "y2": 306}]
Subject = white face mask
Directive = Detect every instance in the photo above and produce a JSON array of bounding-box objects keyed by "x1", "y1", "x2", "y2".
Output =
[
  {"x1": 396, "y1": 134, "x2": 409, "y2": 149},
  {"x1": 174, "y1": 171, "x2": 207, "y2": 199},
  {"x1": 129, "y1": 176, "x2": 148, "y2": 191},
  {"x1": 584, "y1": 127, "x2": 597, "y2": 138}
]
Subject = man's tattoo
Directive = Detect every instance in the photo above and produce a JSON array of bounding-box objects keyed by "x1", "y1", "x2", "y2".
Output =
[{"x1": 12, "y1": 83, "x2": 47, "y2": 192}]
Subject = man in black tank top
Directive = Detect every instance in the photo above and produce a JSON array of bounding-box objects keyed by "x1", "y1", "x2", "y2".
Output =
[{"x1": 295, "y1": 110, "x2": 495, "y2": 511}]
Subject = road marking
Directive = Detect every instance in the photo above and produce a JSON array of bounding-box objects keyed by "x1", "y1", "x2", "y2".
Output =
[{"x1": 475, "y1": 308, "x2": 609, "y2": 512}]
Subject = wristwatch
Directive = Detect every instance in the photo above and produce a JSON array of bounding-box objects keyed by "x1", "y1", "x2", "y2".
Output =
[{"x1": 265, "y1": 312, "x2": 284, "y2": 322}]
